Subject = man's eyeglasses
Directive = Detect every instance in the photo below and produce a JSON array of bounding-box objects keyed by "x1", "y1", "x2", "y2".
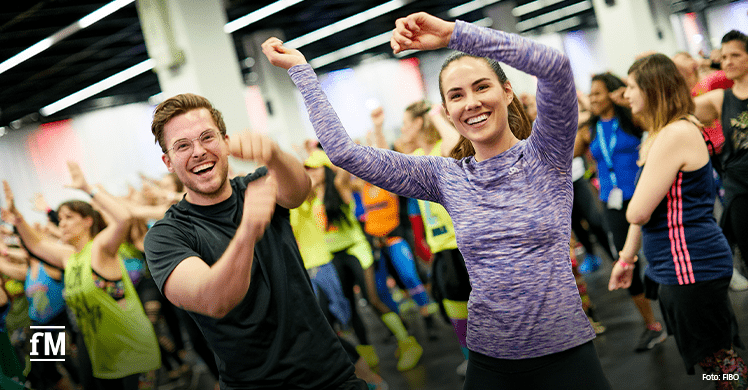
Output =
[{"x1": 166, "y1": 130, "x2": 221, "y2": 157}]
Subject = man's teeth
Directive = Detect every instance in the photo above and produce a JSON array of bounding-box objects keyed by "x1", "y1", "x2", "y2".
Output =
[
  {"x1": 192, "y1": 163, "x2": 214, "y2": 173},
  {"x1": 467, "y1": 114, "x2": 488, "y2": 125}
]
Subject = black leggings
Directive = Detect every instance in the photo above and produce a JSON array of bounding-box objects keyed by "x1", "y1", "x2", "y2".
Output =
[
  {"x1": 727, "y1": 195, "x2": 748, "y2": 270},
  {"x1": 332, "y1": 250, "x2": 371, "y2": 345},
  {"x1": 463, "y1": 341, "x2": 611, "y2": 390},
  {"x1": 603, "y1": 201, "x2": 645, "y2": 296},
  {"x1": 572, "y1": 179, "x2": 614, "y2": 260}
]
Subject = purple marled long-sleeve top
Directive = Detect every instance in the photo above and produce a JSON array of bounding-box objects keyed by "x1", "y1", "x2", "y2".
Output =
[{"x1": 289, "y1": 20, "x2": 594, "y2": 359}]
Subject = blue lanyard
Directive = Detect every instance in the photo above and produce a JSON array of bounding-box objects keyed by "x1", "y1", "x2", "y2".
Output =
[{"x1": 596, "y1": 119, "x2": 619, "y2": 188}]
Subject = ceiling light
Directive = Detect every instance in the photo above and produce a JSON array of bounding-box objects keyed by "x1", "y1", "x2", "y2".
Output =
[
  {"x1": 224, "y1": 0, "x2": 305, "y2": 33},
  {"x1": 511, "y1": 0, "x2": 565, "y2": 17},
  {"x1": 309, "y1": 32, "x2": 391, "y2": 68},
  {"x1": 312, "y1": 0, "x2": 503, "y2": 66},
  {"x1": 40, "y1": 59, "x2": 154, "y2": 116},
  {"x1": 516, "y1": 1, "x2": 592, "y2": 31},
  {"x1": 0, "y1": 0, "x2": 135, "y2": 75},
  {"x1": 78, "y1": 0, "x2": 135, "y2": 28},
  {"x1": 543, "y1": 15, "x2": 582, "y2": 32},
  {"x1": 447, "y1": 0, "x2": 503, "y2": 18},
  {"x1": 285, "y1": 0, "x2": 412, "y2": 49},
  {"x1": 0, "y1": 39, "x2": 54, "y2": 75},
  {"x1": 148, "y1": 92, "x2": 164, "y2": 105}
]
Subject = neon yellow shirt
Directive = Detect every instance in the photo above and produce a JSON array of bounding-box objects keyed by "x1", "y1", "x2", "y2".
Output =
[
  {"x1": 290, "y1": 198, "x2": 334, "y2": 269},
  {"x1": 64, "y1": 241, "x2": 160, "y2": 379},
  {"x1": 413, "y1": 141, "x2": 458, "y2": 253}
]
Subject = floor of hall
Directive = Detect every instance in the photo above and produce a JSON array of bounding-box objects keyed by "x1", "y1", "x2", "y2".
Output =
[{"x1": 163, "y1": 256, "x2": 748, "y2": 390}]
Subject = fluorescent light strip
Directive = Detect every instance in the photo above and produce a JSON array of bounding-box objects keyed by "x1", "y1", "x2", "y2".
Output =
[
  {"x1": 511, "y1": 0, "x2": 565, "y2": 17},
  {"x1": 78, "y1": 0, "x2": 134, "y2": 28},
  {"x1": 224, "y1": 0, "x2": 304, "y2": 33},
  {"x1": 40, "y1": 59, "x2": 154, "y2": 116},
  {"x1": 0, "y1": 39, "x2": 53, "y2": 75},
  {"x1": 544, "y1": 15, "x2": 582, "y2": 32},
  {"x1": 285, "y1": 0, "x2": 411, "y2": 49},
  {"x1": 309, "y1": 32, "x2": 391, "y2": 68},
  {"x1": 447, "y1": 0, "x2": 503, "y2": 18},
  {"x1": 0, "y1": 0, "x2": 134, "y2": 75},
  {"x1": 310, "y1": 0, "x2": 505, "y2": 67},
  {"x1": 516, "y1": 1, "x2": 592, "y2": 31}
]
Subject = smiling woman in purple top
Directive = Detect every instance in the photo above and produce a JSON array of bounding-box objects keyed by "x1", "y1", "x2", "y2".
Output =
[{"x1": 262, "y1": 11, "x2": 611, "y2": 389}]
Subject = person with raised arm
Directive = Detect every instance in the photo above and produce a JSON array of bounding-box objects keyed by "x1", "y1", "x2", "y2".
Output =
[
  {"x1": 693, "y1": 30, "x2": 748, "y2": 277},
  {"x1": 142, "y1": 93, "x2": 364, "y2": 390},
  {"x1": 262, "y1": 12, "x2": 610, "y2": 389},
  {"x1": 2, "y1": 161, "x2": 160, "y2": 390}
]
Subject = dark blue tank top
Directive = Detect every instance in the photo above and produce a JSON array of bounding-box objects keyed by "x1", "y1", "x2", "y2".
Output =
[{"x1": 642, "y1": 159, "x2": 732, "y2": 285}]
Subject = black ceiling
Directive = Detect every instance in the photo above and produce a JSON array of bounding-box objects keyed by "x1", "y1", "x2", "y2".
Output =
[{"x1": 0, "y1": 0, "x2": 604, "y2": 130}]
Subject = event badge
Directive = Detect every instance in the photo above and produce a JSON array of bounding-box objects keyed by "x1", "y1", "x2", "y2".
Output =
[
  {"x1": 571, "y1": 157, "x2": 586, "y2": 182},
  {"x1": 608, "y1": 187, "x2": 623, "y2": 210}
]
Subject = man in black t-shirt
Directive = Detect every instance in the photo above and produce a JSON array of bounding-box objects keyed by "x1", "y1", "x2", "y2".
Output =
[
  {"x1": 143, "y1": 93, "x2": 364, "y2": 390},
  {"x1": 694, "y1": 30, "x2": 748, "y2": 277}
]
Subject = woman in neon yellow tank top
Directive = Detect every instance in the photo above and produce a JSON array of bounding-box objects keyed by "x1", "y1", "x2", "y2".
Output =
[{"x1": 1, "y1": 162, "x2": 159, "y2": 390}]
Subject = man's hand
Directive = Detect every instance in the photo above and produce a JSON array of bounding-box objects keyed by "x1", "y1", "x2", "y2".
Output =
[
  {"x1": 241, "y1": 175, "x2": 278, "y2": 241},
  {"x1": 261, "y1": 37, "x2": 307, "y2": 70},
  {"x1": 391, "y1": 12, "x2": 454, "y2": 54},
  {"x1": 228, "y1": 131, "x2": 279, "y2": 166}
]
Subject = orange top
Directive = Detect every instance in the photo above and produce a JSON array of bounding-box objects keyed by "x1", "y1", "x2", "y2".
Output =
[{"x1": 362, "y1": 182, "x2": 400, "y2": 237}]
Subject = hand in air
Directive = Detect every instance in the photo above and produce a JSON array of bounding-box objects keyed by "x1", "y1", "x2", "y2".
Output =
[
  {"x1": 261, "y1": 37, "x2": 307, "y2": 70},
  {"x1": 242, "y1": 174, "x2": 278, "y2": 240},
  {"x1": 391, "y1": 12, "x2": 454, "y2": 54},
  {"x1": 370, "y1": 107, "x2": 384, "y2": 129},
  {"x1": 65, "y1": 161, "x2": 92, "y2": 193},
  {"x1": 1, "y1": 180, "x2": 19, "y2": 224},
  {"x1": 228, "y1": 131, "x2": 279, "y2": 166},
  {"x1": 32, "y1": 193, "x2": 50, "y2": 213}
]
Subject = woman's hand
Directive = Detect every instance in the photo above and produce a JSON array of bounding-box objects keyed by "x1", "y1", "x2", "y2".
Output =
[
  {"x1": 391, "y1": 12, "x2": 454, "y2": 54},
  {"x1": 1, "y1": 180, "x2": 20, "y2": 223},
  {"x1": 608, "y1": 257, "x2": 636, "y2": 291},
  {"x1": 261, "y1": 37, "x2": 307, "y2": 70},
  {"x1": 32, "y1": 193, "x2": 50, "y2": 213},
  {"x1": 609, "y1": 86, "x2": 628, "y2": 108},
  {"x1": 66, "y1": 161, "x2": 92, "y2": 194},
  {"x1": 370, "y1": 107, "x2": 384, "y2": 129}
]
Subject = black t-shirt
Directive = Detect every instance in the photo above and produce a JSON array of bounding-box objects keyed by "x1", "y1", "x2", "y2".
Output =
[
  {"x1": 144, "y1": 168, "x2": 354, "y2": 390},
  {"x1": 721, "y1": 88, "x2": 748, "y2": 204}
]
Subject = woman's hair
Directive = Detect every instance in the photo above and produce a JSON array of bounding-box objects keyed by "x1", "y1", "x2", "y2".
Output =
[
  {"x1": 627, "y1": 53, "x2": 694, "y2": 164},
  {"x1": 322, "y1": 166, "x2": 350, "y2": 229},
  {"x1": 438, "y1": 52, "x2": 532, "y2": 160},
  {"x1": 151, "y1": 93, "x2": 227, "y2": 153},
  {"x1": 57, "y1": 200, "x2": 106, "y2": 237},
  {"x1": 589, "y1": 72, "x2": 643, "y2": 139},
  {"x1": 404, "y1": 100, "x2": 440, "y2": 146}
]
